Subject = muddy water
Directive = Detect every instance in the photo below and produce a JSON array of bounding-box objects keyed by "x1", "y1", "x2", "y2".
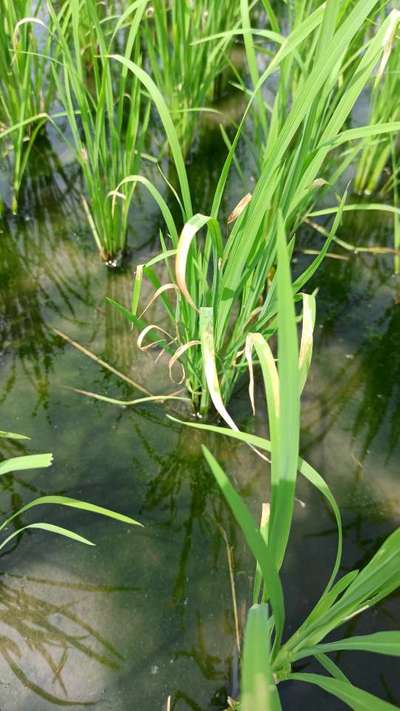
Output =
[{"x1": 1, "y1": 126, "x2": 400, "y2": 710}]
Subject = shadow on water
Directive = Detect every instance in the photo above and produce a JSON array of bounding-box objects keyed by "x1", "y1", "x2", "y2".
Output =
[{"x1": 0, "y1": 571, "x2": 136, "y2": 707}]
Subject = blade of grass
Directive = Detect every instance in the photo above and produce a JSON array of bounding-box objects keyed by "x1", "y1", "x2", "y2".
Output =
[
  {"x1": 0, "y1": 523, "x2": 95, "y2": 551},
  {"x1": 202, "y1": 445, "x2": 285, "y2": 648},
  {"x1": 0, "y1": 495, "x2": 142, "y2": 532},
  {"x1": 293, "y1": 632, "x2": 400, "y2": 661},
  {"x1": 288, "y1": 673, "x2": 400, "y2": 711},
  {"x1": 241, "y1": 604, "x2": 281, "y2": 711},
  {"x1": 0, "y1": 453, "x2": 53, "y2": 476}
]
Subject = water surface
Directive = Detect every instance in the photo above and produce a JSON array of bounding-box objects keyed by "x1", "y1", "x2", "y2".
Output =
[{"x1": 1, "y1": 117, "x2": 400, "y2": 710}]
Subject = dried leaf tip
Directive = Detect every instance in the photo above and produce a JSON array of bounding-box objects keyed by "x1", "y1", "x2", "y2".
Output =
[
  {"x1": 377, "y1": 10, "x2": 400, "y2": 83},
  {"x1": 311, "y1": 178, "x2": 328, "y2": 189},
  {"x1": 227, "y1": 193, "x2": 252, "y2": 225}
]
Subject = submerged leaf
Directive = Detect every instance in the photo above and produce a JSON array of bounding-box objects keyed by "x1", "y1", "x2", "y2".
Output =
[{"x1": 0, "y1": 431, "x2": 30, "y2": 440}]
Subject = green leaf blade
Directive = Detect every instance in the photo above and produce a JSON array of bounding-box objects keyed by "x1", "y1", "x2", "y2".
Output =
[
  {"x1": 288, "y1": 673, "x2": 400, "y2": 711},
  {"x1": 0, "y1": 453, "x2": 53, "y2": 477},
  {"x1": 202, "y1": 445, "x2": 285, "y2": 648},
  {"x1": 241, "y1": 604, "x2": 281, "y2": 711}
]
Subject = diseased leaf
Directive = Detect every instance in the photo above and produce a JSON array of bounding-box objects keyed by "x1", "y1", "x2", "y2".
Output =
[{"x1": 200, "y1": 308, "x2": 237, "y2": 431}]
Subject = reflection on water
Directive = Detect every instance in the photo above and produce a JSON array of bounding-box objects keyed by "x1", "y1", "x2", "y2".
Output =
[
  {"x1": 0, "y1": 571, "x2": 131, "y2": 707},
  {"x1": 1, "y1": 120, "x2": 400, "y2": 709},
  {"x1": 301, "y1": 210, "x2": 400, "y2": 502},
  {"x1": 138, "y1": 421, "x2": 233, "y2": 607},
  {"x1": 0, "y1": 150, "x2": 94, "y2": 413}
]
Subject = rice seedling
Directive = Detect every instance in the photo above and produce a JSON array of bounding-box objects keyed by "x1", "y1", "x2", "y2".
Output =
[
  {"x1": 0, "y1": 0, "x2": 54, "y2": 212},
  {"x1": 142, "y1": 0, "x2": 243, "y2": 156},
  {"x1": 0, "y1": 428, "x2": 141, "y2": 550},
  {"x1": 45, "y1": 0, "x2": 150, "y2": 264},
  {"x1": 172, "y1": 222, "x2": 400, "y2": 710},
  {"x1": 354, "y1": 9, "x2": 400, "y2": 195},
  {"x1": 110, "y1": 0, "x2": 400, "y2": 415}
]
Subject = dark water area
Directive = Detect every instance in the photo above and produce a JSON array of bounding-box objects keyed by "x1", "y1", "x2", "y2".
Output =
[{"x1": 1, "y1": 113, "x2": 400, "y2": 711}]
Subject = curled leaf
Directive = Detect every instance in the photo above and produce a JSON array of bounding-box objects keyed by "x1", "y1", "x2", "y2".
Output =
[
  {"x1": 200, "y1": 307, "x2": 237, "y2": 430},
  {"x1": 168, "y1": 341, "x2": 201, "y2": 384},
  {"x1": 137, "y1": 324, "x2": 174, "y2": 351},
  {"x1": 175, "y1": 214, "x2": 223, "y2": 310},
  {"x1": 139, "y1": 284, "x2": 179, "y2": 319}
]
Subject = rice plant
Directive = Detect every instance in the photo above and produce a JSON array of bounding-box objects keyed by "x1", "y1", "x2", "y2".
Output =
[
  {"x1": 0, "y1": 428, "x2": 141, "y2": 550},
  {"x1": 0, "y1": 0, "x2": 53, "y2": 212},
  {"x1": 239, "y1": 0, "x2": 389, "y2": 179},
  {"x1": 354, "y1": 9, "x2": 400, "y2": 195},
  {"x1": 142, "y1": 0, "x2": 243, "y2": 156},
  {"x1": 46, "y1": 0, "x2": 150, "y2": 264},
  {"x1": 110, "y1": 0, "x2": 400, "y2": 414},
  {"x1": 173, "y1": 223, "x2": 400, "y2": 710}
]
